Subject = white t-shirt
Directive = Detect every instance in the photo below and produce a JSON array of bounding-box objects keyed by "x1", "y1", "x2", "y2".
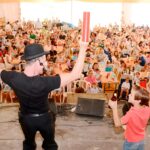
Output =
[
  {"x1": 87, "y1": 87, "x2": 99, "y2": 94},
  {"x1": 121, "y1": 82, "x2": 130, "y2": 90}
]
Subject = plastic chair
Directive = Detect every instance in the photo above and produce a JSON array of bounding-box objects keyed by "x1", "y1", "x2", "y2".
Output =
[
  {"x1": 72, "y1": 79, "x2": 91, "y2": 93},
  {"x1": 0, "y1": 81, "x2": 14, "y2": 103}
]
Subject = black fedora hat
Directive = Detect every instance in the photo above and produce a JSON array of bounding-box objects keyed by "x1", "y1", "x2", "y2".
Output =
[{"x1": 21, "y1": 43, "x2": 49, "y2": 61}]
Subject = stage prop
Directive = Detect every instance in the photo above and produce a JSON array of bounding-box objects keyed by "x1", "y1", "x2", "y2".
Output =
[{"x1": 82, "y1": 12, "x2": 90, "y2": 42}]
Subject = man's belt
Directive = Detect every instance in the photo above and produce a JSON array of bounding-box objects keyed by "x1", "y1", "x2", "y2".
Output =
[{"x1": 19, "y1": 111, "x2": 51, "y2": 117}]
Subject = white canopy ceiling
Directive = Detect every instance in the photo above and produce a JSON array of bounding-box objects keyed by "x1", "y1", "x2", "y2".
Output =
[{"x1": 0, "y1": 1, "x2": 150, "y2": 28}]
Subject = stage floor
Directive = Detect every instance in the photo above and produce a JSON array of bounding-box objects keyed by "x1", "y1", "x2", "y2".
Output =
[{"x1": 0, "y1": 103, "x2": 150, "y2": 150}]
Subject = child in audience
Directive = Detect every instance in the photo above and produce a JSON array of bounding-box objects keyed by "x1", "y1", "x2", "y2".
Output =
[
  {"x1": 134, "y1": 60, "x2": 142, "y2": 72},
  {"x1": 109, "y1": 85, "x2": 150, "y2": 150},
  {"x1": 133, "y1": 72, "x2": 140, "y2": 86},
  {"x1": 120, "y1": 77, "x2": 130, "y2": 99},
  {"x1": 87, "y1": 82, "x2": 102, "y2": 93},
  {"x1": 92, "y1": 62, "x2": 102, "y2": 88},
  {"x1": 84, "y1": 69, "x2": 97, "y2": 84}
]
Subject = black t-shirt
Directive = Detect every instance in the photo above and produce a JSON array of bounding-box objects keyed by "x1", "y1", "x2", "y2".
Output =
[{"x1": 1, "y1": 70, "x2": 61, "y2": 114}]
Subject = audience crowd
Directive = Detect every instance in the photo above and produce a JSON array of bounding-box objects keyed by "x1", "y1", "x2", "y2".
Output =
[{"x1": 0, "y1": 19, "x2": 150, "y2": 98}]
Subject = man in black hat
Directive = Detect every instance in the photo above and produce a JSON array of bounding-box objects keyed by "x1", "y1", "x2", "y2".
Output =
[{"x1": 0, "y1": 42, "x2": 88, "y2": 150}]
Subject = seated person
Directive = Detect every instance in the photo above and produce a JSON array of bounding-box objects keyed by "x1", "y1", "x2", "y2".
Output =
[
  {"x1": 120, "y1": 77, "x2": 130, "y2": 99},
  {"x1": 84, "y1": 69, "x2": 97, "y2": 84},
  {"x1": 87, "y1": 82, "x2": 102, "y2": 94},
  {"x1": 105, "y1": 61, "x2": 113, "y2": 72},
  {"x1": 138, "y1": 51, "x2": 146, "y2": 67},
  {"x1": 140, "y1": 77, "x2": 149, "y2": 89},
  {"x1": 92, "y1": 62, "x2": 102, "y2": 88},
  {"x1": 133, "y1": 72, "x2": 140, "y2": 86}
]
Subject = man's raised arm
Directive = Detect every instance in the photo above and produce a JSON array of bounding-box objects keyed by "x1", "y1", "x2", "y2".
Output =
[{"x1": 60, "y1": 41, "x2": 88, "y2": 87}]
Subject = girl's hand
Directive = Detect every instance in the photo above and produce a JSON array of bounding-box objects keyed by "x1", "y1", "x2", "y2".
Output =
[{"x1": 108, "y1": 100, "x2": 118, "y2": 110}]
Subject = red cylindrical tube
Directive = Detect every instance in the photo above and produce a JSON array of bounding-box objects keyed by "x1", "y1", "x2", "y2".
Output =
[{"x1": 82, "y1": 12, "x2": 90, "y2": 42}]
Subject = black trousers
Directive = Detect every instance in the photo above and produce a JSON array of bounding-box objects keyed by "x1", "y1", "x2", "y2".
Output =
[{"x1": 18, "y1": 112, "x2": 58, "y2": 150}]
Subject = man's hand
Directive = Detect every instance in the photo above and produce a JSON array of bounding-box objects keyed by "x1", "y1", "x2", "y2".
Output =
[{"x1": 79, "y1": 41, "x2": 88, "y2": 51}]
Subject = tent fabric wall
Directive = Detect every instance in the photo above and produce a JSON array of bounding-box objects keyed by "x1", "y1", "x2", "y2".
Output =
[
  {"x1": 0, "y1": 2, "x2": 20, "y2": 22},
  {"x1": 0, "y1": 0, "x2": 150, "y2": 26},
  {"x1": 121, "y1": 3, "x2": 132, "y2": 26},
  {"x1": 21, "y1": 1, "x2": 122, "y2": 28}
]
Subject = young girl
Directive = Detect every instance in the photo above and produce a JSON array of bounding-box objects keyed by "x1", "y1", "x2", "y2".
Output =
[{"x1": 109, "y1": 85, "x2": 150, "y2": 150}]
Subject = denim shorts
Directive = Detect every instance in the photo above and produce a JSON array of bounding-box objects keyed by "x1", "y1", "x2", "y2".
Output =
[{"x1": 123, "y1": 139, "x2": 144, "y2": 150}]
